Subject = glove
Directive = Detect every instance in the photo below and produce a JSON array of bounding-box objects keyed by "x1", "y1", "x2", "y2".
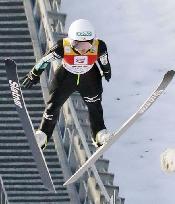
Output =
[
  {"x1": 22, "y1": 70, "x2": 40, "y2": 88},
  {"x1": 103, "y1": 71, "x2": 111, "y2": 82}
]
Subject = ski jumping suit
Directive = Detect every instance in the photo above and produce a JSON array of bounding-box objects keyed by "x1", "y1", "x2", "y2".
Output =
[{"x1": 25, "y1": 38, "x2": 111, "y2": 141}]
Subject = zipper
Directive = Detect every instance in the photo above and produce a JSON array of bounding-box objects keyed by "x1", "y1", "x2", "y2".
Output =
[{"x1": 77, "y1": 74, "x2": 80, "y2": 85}]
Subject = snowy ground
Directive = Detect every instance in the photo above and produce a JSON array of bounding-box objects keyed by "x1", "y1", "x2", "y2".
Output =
[{"x1": 61, "y1": 1, "x2": 175, "y2": 204}]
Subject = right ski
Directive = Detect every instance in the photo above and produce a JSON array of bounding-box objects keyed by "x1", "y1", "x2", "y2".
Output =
[
  {"x1": 4, "y1": 59, "x2": 55, "y2": 192},
  {"x1": 64, "y1": 70, "x2": 175, "y2": 186}
]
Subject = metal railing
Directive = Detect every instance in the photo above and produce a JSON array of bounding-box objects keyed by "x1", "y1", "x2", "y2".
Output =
[
  {"x1": 0, "y1": 177, "x2": 9, "y2": 204},
  {"x1": 29, "y1": 0, "x2": 121, "y2": 203}
]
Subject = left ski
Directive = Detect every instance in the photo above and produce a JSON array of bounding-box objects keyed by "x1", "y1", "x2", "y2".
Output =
[
  {"x1": 64, "y1": 70, "x2": 175, "y2": 186},
  {"x1": 4, "y1": 59, "x2": 55, "y2": 192}
]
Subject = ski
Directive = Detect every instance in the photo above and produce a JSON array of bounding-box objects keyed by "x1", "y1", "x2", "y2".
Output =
[
  {"x1": 64, "y1": 70, "x2": 175, "y2": 186},
  {"x1": 4, "y1": 59, "x2": 55, "y2": 192}
]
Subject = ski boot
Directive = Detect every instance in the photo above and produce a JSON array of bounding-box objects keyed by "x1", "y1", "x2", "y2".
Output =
[
  {"x1": 35, "y1": 130, "x2": 47, "y2": 150},
  {"x1": 93, "y1": 129, "x2": 111, "y2": 147}
]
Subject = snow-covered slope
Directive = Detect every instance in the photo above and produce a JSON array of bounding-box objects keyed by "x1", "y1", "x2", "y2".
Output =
[{"x1": 61, "y1": 1, "x2": 175, "y2": 203}]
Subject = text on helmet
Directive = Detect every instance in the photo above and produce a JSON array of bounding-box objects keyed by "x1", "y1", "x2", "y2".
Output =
[{"x1": 76, "y1": 31, "x2": 92, "y2": 37}]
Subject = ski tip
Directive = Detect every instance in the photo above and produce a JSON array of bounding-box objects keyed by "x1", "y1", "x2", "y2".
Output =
[
  {"x1": 4, "y1": 58, "x2": 16, "y2": 66},
  {"x1": 166, "y1": 70, "x2": 175, "y2": 76}
]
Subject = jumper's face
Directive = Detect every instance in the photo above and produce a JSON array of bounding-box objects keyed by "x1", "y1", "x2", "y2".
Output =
[{"x1": 71, "y1": 40, "x2": 93, "y2": 55}]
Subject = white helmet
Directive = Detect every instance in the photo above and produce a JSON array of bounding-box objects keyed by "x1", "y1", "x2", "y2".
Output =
[{"x1": 68, "y1": 19, "x2": 95, "y2": 41}]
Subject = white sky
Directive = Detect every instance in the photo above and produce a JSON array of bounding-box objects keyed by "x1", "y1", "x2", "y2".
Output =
[{"x1": 61, "y1": 1, "x2": 175, "y2": 203}]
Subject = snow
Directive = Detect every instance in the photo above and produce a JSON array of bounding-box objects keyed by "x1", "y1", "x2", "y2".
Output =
[{"x1": 61, "y1": 1, "x2": 175, "y2": 203}]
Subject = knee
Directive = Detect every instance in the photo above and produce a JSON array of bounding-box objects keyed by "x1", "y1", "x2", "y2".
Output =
[
  {"x1": 43, "y1": 103, "x2": 60, "y2": 121},
  {"x1": 85, "y1": 100, "x2": 103, "y2": 114},
  {"x1": 83, "y1": 94, "x2": 102, "y2": 104}
]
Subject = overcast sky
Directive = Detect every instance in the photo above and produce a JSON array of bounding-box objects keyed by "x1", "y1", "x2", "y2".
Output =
[{"x1": 61, "y1": 1, "x2": 175, "y2": 203}]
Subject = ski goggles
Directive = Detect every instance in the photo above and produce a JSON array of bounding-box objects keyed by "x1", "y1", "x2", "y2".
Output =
[{"x1": 71, "y1": 40, "x2": 93, "y2": 54}]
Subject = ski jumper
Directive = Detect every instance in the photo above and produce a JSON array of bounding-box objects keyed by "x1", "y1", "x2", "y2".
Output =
[{"x1": 33, "y1": 38, "x2": 111, "y2": 141}]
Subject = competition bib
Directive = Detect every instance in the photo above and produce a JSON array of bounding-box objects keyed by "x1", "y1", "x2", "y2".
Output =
[{"x1": 63, "y1": 38, "x2": 99, "y2": 74}]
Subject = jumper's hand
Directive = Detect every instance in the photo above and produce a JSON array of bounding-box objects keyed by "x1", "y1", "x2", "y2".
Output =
[
  {"x1": 103, "y1": 71, "x2": 111, "y2": 82},
  {"x1": 22, "y1": 71, "x2": 40, "y2": 88}
]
